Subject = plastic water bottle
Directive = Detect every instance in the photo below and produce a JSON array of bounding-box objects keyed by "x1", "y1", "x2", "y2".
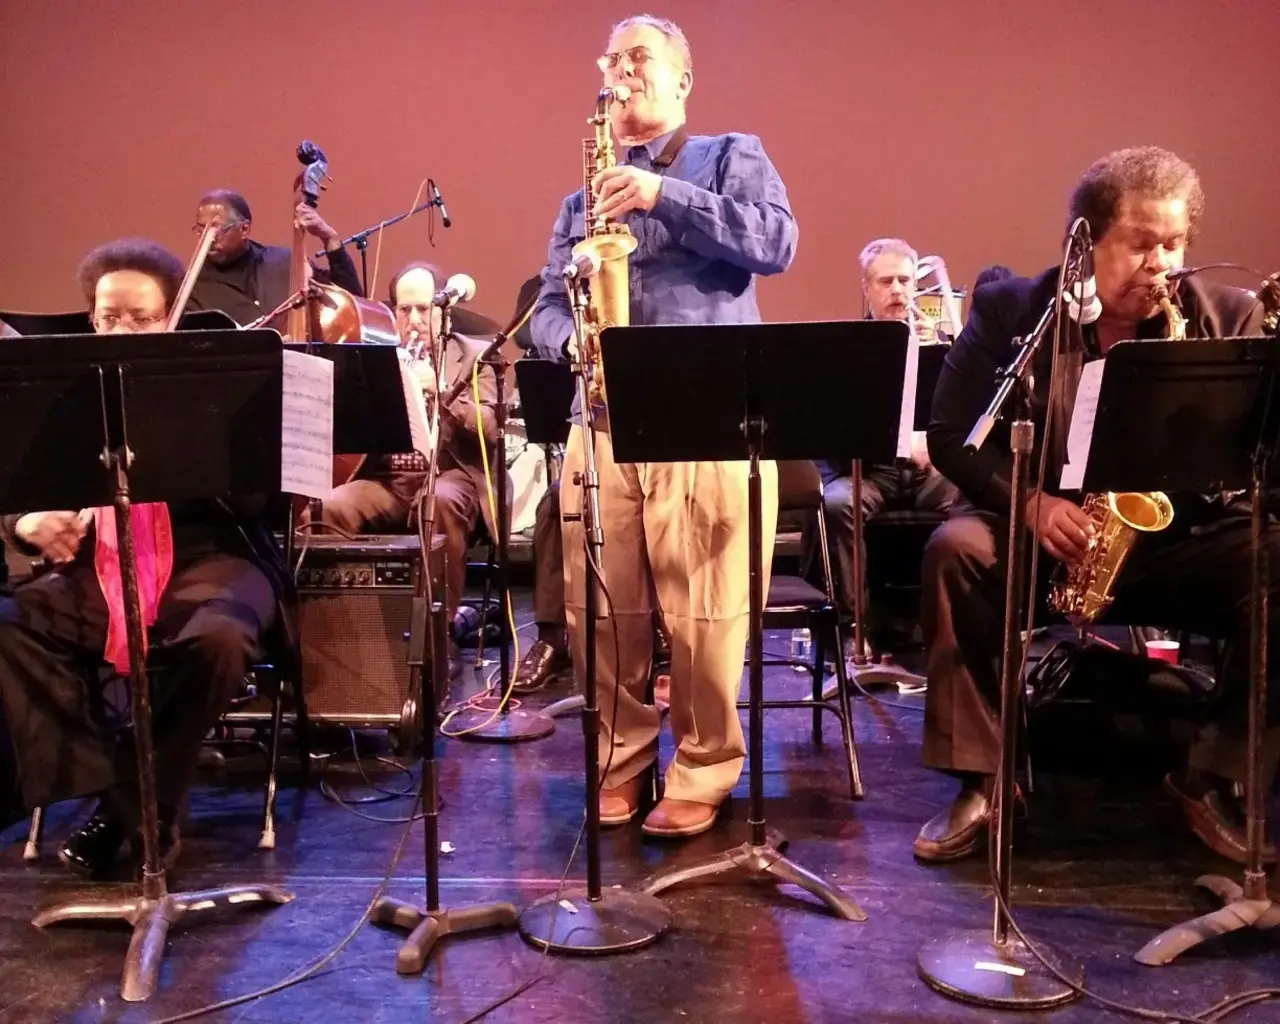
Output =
[{"x1": 791, "y1": 627, "x2": 812, "y2": 671}]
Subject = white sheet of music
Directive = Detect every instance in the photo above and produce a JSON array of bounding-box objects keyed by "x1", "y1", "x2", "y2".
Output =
[
  {"x1": 280, "y1": 349, "x2": 334, "y2": 499},
  {"x1": 897, "y1": 331, "x2": 920, "y2": 458},
  {"x1": 398, "y1": 349, "x2": 436, "y2": 457},
  {"x1": 1058, "y1": 360, "x2": 1105, "y2": 491}
]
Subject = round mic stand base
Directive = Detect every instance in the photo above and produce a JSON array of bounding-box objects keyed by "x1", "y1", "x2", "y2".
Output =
[
  {"x1": 917, "y1": 929, "x2": 1083, "y2": 1010},
  {"x1": 517, "y1": 886, "x2": 671, "y2": 955},
  {"x1": 445, "y1": 701, "x2": 556, "y2": 742}
]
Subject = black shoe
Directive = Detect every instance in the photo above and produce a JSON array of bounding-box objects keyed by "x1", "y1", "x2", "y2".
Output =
[
  {"x1": 59, "y1": 810, "x2": 130, "y2": 879},
  {"x1": 1164, "y1": 771, "x2": 1277, "y2": 866},
  {"x1": 512, "y1": 639, "x2": 571, "y2": 694}
]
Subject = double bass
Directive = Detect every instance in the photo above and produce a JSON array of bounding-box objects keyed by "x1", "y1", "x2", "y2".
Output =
[{"x1": 284, "y1": 142, "x2": 400, "y2": 486}]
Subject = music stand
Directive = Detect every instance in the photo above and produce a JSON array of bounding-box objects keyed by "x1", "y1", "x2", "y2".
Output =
[
  {"x1": 819, "y1": 338, "x2": 949, "y2": 699},
  {"x1": 1088, "y1": 338, "x2": 1280, "y2": 965},
  {"x1": 0, "y1": 329, "x2": 294, "y2": 1003},
  {"x1": 603, "y1": 320, "x2": 908, "y2": 920}
]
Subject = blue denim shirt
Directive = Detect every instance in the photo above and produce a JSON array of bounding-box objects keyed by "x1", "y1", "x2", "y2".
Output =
[{"x1": 528, "y1": 127, "x2": 797, "y2": 421}]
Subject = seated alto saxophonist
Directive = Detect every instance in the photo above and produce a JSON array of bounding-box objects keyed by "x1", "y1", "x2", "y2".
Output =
[{"x1": 915, "y1": 145, "x2": 1279, "y2": 865}]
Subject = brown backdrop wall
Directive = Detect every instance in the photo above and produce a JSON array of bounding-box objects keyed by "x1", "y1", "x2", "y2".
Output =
[{"x1": 2, "y1": 1, "x2": 1278, "y2": 324}]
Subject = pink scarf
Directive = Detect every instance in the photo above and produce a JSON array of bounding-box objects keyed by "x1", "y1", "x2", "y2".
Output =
[{"x1": 93, "y1": 504, "x2": 174, "y2": 674}]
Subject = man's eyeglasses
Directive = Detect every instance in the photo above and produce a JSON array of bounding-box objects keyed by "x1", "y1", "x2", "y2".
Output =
[
  {"x1": 596, "y1": 46, "x2": 656, "y2": 72},
  {"x1": 191, "y1": 220, "x2": 244, "y2": 236},
  {"x1": 92, "y1": 312, "x2": 166, "y2": 331}
]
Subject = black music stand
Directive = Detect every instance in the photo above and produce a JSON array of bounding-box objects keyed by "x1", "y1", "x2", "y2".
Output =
[
  {"x1": 608, "y1": 320, "x2": 907, "y2": 919},
  {"x1": 919, "y1": 336, "x2": 1280, "y2": 1008},
  {"x1": 833, "y1": 338, "x2": 950, "y2": 697},
  {"x1": 0, "y1": 329, "x2": 294, "y2": 1003}
]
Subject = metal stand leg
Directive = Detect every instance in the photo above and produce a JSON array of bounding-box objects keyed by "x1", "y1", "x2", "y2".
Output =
[
  {"x1": 32, "y1": 426, "x2": 293, "y2": 1003},
  {"x1": 640, "y1": 419, "x2": 865, "y2": 922},
  {"x1": 819, "y1": 460, "x2": 926, "y2": 698},
  {"x1": 374, "y1": 538, "x2": 518, "y2": 972},
  {"x1": 1134, "y1": 472, "x2": 1277, "y2": 965},
  {"x1": 517, "y1": 278, "x2": 670, "y2": 955}
]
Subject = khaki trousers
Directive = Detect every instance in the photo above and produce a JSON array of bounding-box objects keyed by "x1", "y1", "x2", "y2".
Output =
[{"x1": 560, "y1": 420, "x2": 777, "y2": 804}]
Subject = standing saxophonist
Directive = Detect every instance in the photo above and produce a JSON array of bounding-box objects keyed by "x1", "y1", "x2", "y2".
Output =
[
  {"x1": 528, "y1": 15, "x2": 796, "y2": 838},
  {"x1": 914, "y1": 146, "x2": 1279, "y2": 865}
]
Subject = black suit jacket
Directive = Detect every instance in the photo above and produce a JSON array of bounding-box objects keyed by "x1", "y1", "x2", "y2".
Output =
[
  {"x1": 928, "y1": 267, "x2": 1265, "y2": 519},
  {"x1": 188, "y1": 240, "x2": 363, "y2": 327}
]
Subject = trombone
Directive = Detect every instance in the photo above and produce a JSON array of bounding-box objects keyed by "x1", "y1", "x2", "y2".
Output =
[{"x1": 913, "y1": 254, "x2": 963, "y2": 342}]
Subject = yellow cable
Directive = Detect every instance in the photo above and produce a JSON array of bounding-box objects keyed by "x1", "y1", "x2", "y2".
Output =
[{"x1": 439, "y1": 352, "x2": 523, "y2": 737}]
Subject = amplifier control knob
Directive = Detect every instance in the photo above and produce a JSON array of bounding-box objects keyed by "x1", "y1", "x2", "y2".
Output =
[
  {"x1": 343, "y1": 571, "x2": 356, "y2": 585},
  {"x1": 327, "y1": 570, "x2": 340, "y2": 586},
  {"x1": 359, "y1": 570, "x2": 372, "y2": 585}
]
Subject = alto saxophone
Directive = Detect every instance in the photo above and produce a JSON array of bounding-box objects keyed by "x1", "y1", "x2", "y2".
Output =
[
  {"x1": 1046, "y1": 282, "x2": 1183, "y2": 625},
  {"x1": 571, "y1": 86, "x2": 637, "y2": 406}
]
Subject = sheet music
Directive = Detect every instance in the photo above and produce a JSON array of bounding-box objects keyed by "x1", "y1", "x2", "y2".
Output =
[
  {"x1": 280, "y1": 349, "x2": 334, "y2": 499},
  {"x1": 398, "y1": 349, "x2": 436, "y2": 457},
  {"x1": 897, "y1": 329, "x2": 920, "y2": 458},
  {"x1": 1058, "y1": 360, "x2": 1105, "y2": 491}
]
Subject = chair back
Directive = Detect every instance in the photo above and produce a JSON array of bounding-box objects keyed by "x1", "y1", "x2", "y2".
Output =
[{"x1": 776, "y1": 460, "x2": 823, "y2": 513}]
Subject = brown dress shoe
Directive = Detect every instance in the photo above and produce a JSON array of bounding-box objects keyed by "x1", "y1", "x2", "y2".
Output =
[
  {"x1": 913, "y1": 781, "x2": 1022, "y2": 863},
  {"x1": 1163, "y1": 772, "x2": 1277, "y2": 866},
  {"x1": 641, "y1": 797, "x2": 719, "y2": 838},
  {"x1": 600, "y1": 776, "x2": 644, "y2": 827},
  {"x1": 512, "y1": 639, "x2": 570, "y2": 694}
]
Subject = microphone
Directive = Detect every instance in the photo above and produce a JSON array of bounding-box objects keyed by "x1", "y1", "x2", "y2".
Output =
[
  {"x1": 1063, "y1": 247, "x2": 1102, "y2": 324},
  {"x1": 562, "y1": 250, "x2": 601, "y2": 280},
  {"x1": 432, "y1": 273, "x2": 476, "y2": 308},
  {"x1": 429, "y1": 179, "x2": 451, "y2": 228}
]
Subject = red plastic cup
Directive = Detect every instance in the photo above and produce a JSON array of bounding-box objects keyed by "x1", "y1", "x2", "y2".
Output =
[{"x1": 1145, "y1": 639, "x2": 1180, "y2": 664}]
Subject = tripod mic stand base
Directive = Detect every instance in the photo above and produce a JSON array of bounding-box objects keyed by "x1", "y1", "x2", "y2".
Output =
[
  {"x1": 448, "y1": 697, "x2": 556, "y2": 742},
  {"x1": 639, "y1": 832, "x2": 867, "y2": 922},
  {"x1": 372, "y1": 897, "x2": 519, "y2": 975},
  {"x1": 517, "y1": 886, "x2": 670, "y2": 955},
  {"x1": 1132, "y1": 875, "x2": 1278, "y2": 965},
  {"x1": 33, "y1": 882, "x2": 295, "y2": 1003},
  {"x1": 917, "y1": 928, "x2": 1082, "y2": 1009}
]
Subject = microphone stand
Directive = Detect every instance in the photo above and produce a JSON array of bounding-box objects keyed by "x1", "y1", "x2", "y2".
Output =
[
  {"x1": 918, "y1": 244, "x2": 1086, "y2": 1009},
  {"x1": 444, "y1": 295, "x2": 556, "y2": 742},
  {"x1": 371, "y1": 307, "x2": 519, "y2": 973},
  {"x1": 314, "y1": 198, "x2": 445, "y2": 297},
  {"x1": 517, "y1": 275, "x2": 671, "y2": 954}
]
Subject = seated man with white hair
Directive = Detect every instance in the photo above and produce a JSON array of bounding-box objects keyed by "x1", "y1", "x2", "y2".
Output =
[{"x1": 816, "y1": 238, "x2": 958, "y2": 663}]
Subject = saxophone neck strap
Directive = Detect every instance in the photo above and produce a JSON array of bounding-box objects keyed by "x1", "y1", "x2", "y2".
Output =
[{"x1": 652, "y1": 127, "x2": 689, "y2": 168}]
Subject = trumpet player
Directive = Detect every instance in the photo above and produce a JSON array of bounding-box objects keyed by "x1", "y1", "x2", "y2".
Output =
[
  {"x1": 307, "y1": 262, "x2": 502, "y2": 673},
  {"x1": 916, "y1": 146, "x2": 1278, "y2": 865},
  {"x1": 528, "y1": 14, "x2": 796, "y2": 838},
  {"x1": 817, "y1": 238, "x2": 957, "y2": 663}
]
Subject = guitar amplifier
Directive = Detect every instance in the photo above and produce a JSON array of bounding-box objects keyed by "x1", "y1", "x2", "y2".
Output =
[{"x1": 294, "y1": 534, "x2": 444, "y2": 730}]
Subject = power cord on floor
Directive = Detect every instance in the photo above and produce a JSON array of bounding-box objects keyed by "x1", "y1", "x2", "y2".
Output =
[{"x1": 318, "y1": 728, "x2": 425, "y2": 824}]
